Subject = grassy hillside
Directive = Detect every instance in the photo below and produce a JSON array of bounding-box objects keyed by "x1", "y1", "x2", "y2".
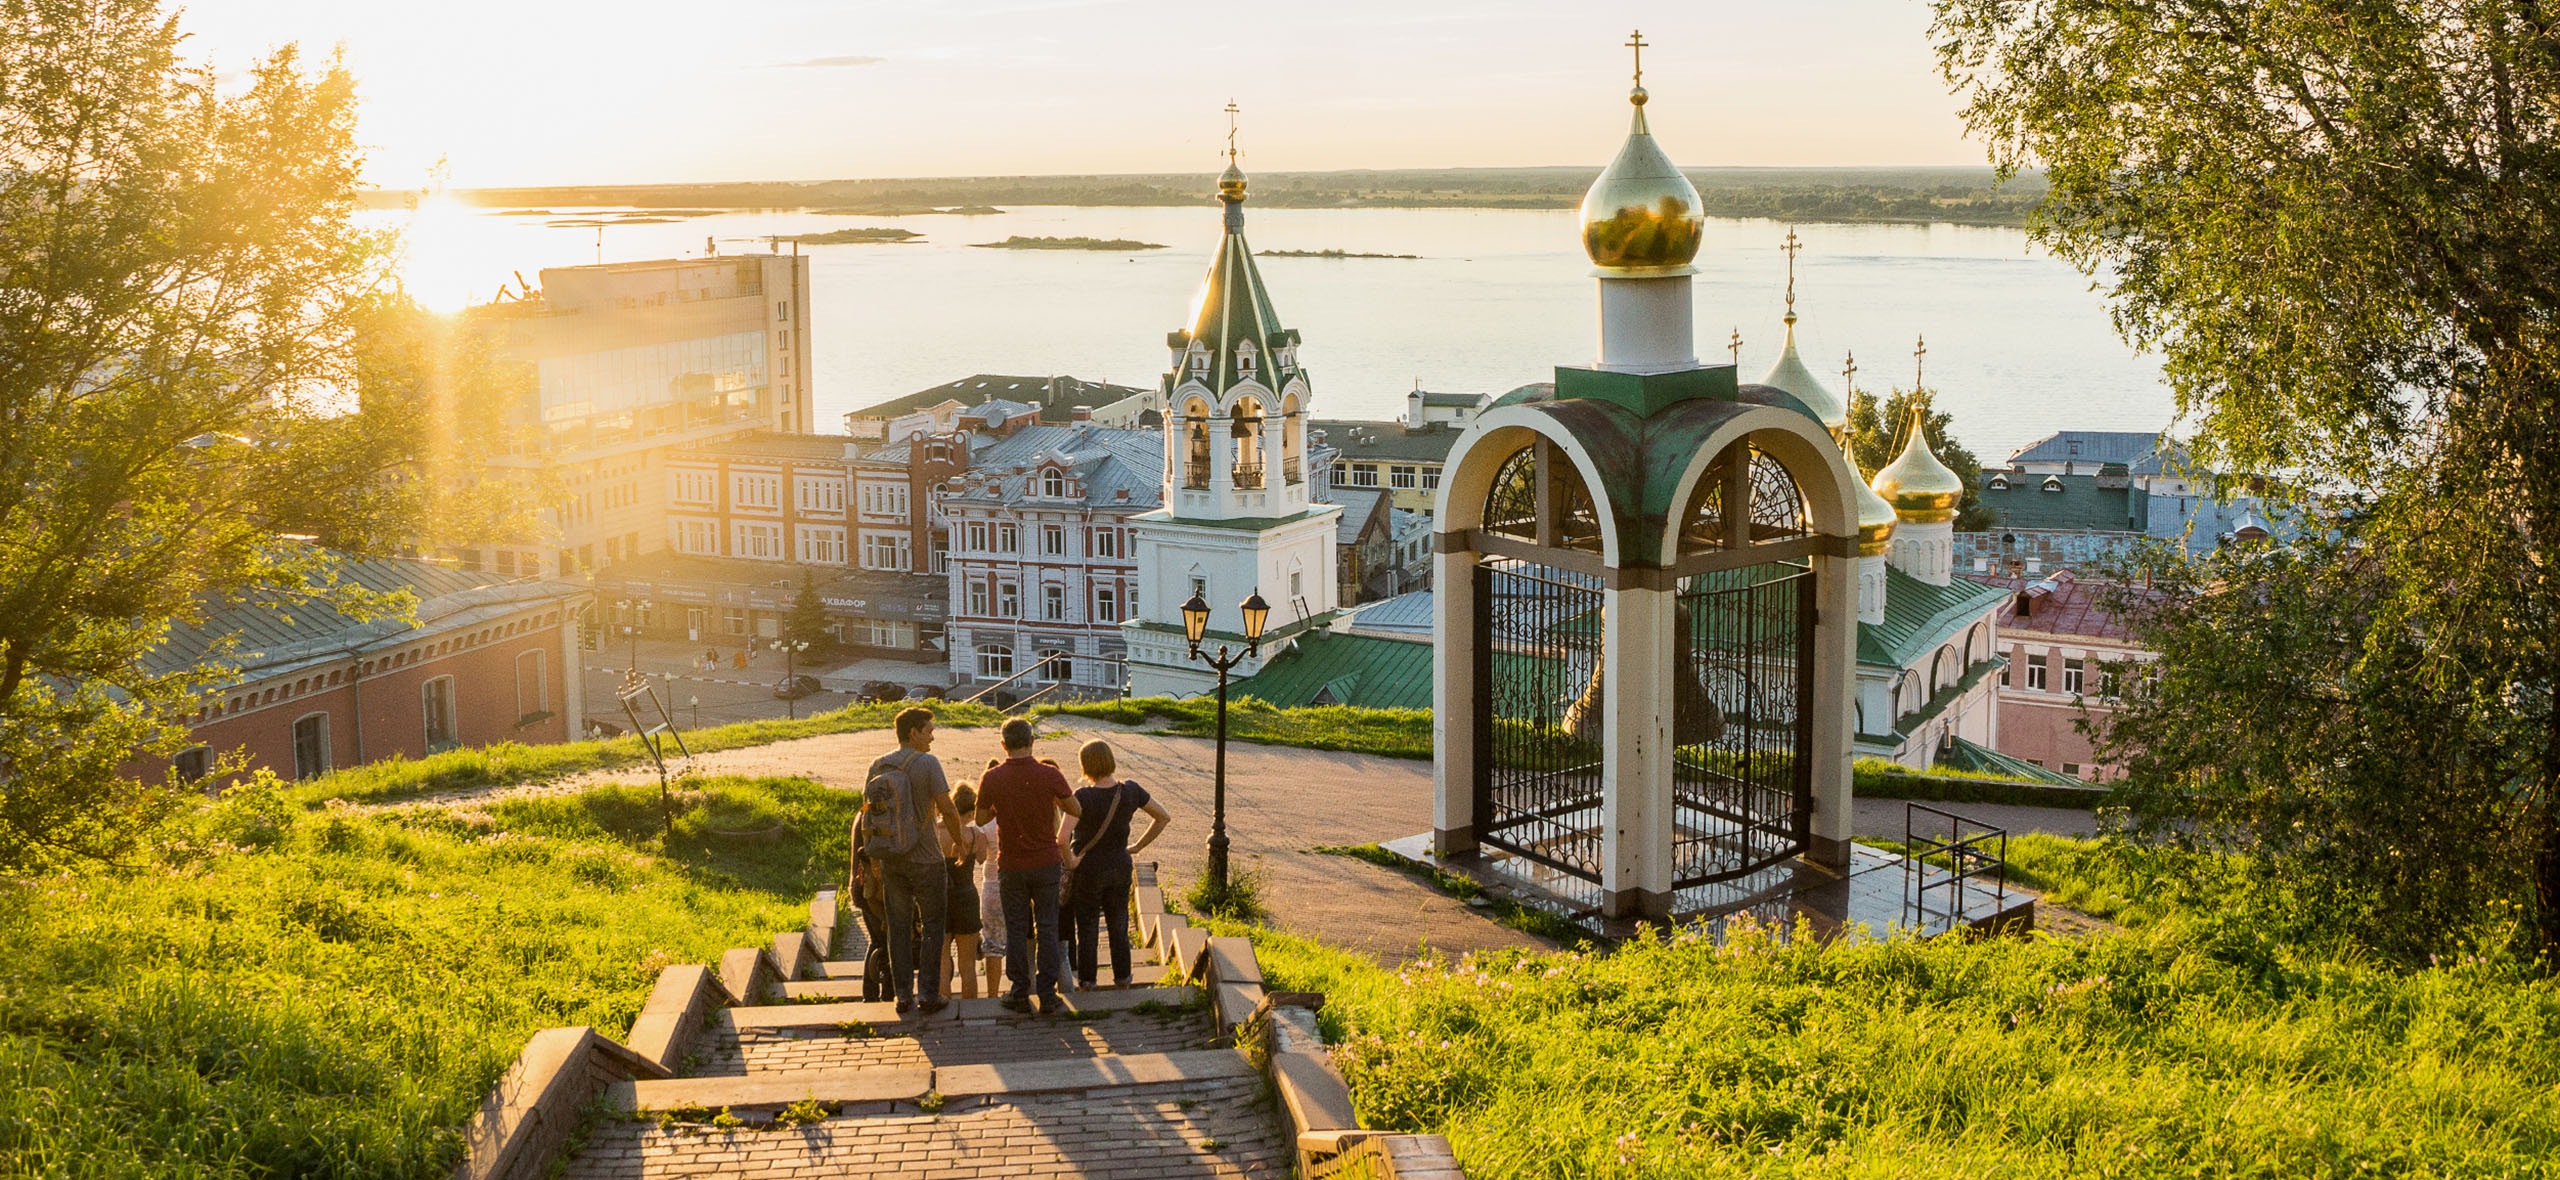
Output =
[
  {"x1": 1230, "y1": 871, "x2": 2560, "y2": 1179},
  {"x1": 0, "y1": 775, "x2": 852, "y2": 1179}
]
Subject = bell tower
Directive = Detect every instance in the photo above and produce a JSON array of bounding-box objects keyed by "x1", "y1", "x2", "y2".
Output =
[{"x1": 1125, "y1": 107, "x2": 1342, "y2": 696}]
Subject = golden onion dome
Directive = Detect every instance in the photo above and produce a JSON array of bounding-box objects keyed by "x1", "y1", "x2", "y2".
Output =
[
  {"x1": 1217, "y1": 159, "x2": 1248, "y2": 202},
  {"x1": 1855, "y1": 464, "x2": 1900, "y2": 556},
  {"x1": 1871, "y1": 405, "x2": 1964, "y2": 523},
  {"x1": 1579, "y1": 86, "x2": 1703, "y2": 272}
]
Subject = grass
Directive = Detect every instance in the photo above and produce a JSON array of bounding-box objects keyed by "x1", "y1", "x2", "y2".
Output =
[
  {"x1": 1039, "y1": 697, "x2": 1434, "y2": 760},
  {"x1": 1315, "y1": 844, "x2": 1592, "y2": 948},
  {"x1": 1219, "y1": 908, "x2": 2560, "y2": 1179},
  {"x1": 292, "y1": 700, "x2": 1006, "y2": 806},
  {"x1": 0, "y1": 773, "x2": 855, "y2": 1179},
  {"x1": 1178, "y1": 864, "x2": 1271, "y2": 923}
]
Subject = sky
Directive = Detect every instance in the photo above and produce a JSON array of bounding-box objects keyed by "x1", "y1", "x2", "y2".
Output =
[{"x1": 175, "y1": 0, "x2": 1985, "y2": 190}]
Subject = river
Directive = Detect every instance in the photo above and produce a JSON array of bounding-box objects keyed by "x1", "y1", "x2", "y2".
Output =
[{"x1": 379, "y1": 200, "x2": 2172, "y2": 461}]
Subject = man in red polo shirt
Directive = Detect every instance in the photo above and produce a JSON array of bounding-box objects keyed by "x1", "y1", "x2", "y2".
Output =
[{"x1": 972, "y1": 718, "x2": 1081, "y2": 1012}]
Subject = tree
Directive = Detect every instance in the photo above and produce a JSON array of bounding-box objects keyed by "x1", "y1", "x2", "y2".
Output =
[
  {"x1": 1933, "y1": 0, "x2": 2560, "y2": 956},
  {"x1": 785, "y1": 567, "x2": 834, "y2": 653},
  {"x1": 0, "y1": 0, "x2": 513, "y2": 871},
  {"x1": 1843, "y1": 385, "x2": 1996, "y2": 530}
]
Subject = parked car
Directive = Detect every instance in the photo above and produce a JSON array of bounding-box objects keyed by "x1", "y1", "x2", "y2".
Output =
[
  {"x1": 857, "y1": 681, "x2": 906, "y2": 704},
  {"x1": 772, "y1": 674, "x2": 822, "y2": 701},
  {"x1": 914, "y1": 684, "x2": 947, "y2": 701}
]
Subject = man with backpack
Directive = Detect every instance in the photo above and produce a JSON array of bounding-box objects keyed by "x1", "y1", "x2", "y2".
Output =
[
  {"x1": 863, "y1": 707, "x2": 970, "y2": 1015},
  {"x1": 972, "y1": 718, "x2": 1081, "y2": 1014}
]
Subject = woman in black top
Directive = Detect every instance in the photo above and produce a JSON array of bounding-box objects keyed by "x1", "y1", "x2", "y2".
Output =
[{"x1": 1060, "y1": 739, "x2": 1170, "y2": 989}]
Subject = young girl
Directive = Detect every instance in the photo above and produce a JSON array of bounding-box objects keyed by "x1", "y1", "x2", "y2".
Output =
[{"x1": 940, "y1": 784, "x2": 989, "y2": 999}]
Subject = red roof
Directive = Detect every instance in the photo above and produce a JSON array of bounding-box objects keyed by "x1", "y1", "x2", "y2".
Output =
[{"x1": 1957, "y1": 571, "x2": 2152, "y2": 641}]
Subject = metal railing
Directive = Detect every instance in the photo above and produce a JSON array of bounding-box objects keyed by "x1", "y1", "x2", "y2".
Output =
[
  {"x1": 1902, "y1": 801, "x2": 2008, "y2": 931},
  {"x1": 955, "y1": 654, "x2": 1130, "y2": 713}
]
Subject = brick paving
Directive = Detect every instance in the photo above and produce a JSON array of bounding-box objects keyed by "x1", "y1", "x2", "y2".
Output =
[
  {"x1": 560, "y1": 1076, "x2": 1284, "y2": 1180},
  {"x1": 691, "y1": 1008, "x2": 1220, "y2": 1076}
]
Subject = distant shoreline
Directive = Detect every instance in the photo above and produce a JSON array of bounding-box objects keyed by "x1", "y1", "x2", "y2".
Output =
[
  {"x1": 1261, "y1": 249, "x2": 1420, "y2": 259},
  {"x1": 364, "y1": 165, "x2": 2045, "y2": 229},
  {"x1": 968, "y1": 236, "x2": 1167, "y2": 251}
]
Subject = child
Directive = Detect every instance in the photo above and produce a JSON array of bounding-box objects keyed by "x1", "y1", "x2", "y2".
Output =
[{"x1": 941, "y1": 785, "x2": 990, "y2": 998}]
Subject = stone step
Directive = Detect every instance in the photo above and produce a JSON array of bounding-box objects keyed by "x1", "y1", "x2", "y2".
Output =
[
  {"x1": 735, "y1": 985, "x2": 1202, "y2": 1030},
  {"x1": 616, "y1": 1047, "x2": 1256, "y2": 1114},
  {"x1": 565, "y1": 1067, "x2": 1283, "y2": 1179},
  {"x1": 798, "y1": 962, "x2": 1167, "y2": 994},
  {"x1": 690, "y1": 995, "x2": 1220, "y2": 1078}
]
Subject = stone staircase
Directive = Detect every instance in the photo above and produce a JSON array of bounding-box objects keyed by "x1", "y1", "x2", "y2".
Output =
[{"x1": 454, "y1": 867, "x2": 1462, "y2": 1180}]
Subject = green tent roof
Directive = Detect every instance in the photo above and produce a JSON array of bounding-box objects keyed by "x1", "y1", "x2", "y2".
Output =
[
  {"x1": 1937, "y1": 735, "x2": 2087, "y2": 786},
  {"x1": 1228, "y1": 630, "x2": 1434, "y2": 711}
]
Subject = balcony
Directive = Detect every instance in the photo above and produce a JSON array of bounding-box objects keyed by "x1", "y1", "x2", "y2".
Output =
[{"x1": 1233, "y1": 462, "x2": 1265, "y2": 490}]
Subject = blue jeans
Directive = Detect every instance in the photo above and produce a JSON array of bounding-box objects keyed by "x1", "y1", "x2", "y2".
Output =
[
  {"x1": 999, "y1": 862, "x2": 1065, "y2": 1000},
  {"x1": 883, "y1": 856, "x2": 948, "y2": 1002}
]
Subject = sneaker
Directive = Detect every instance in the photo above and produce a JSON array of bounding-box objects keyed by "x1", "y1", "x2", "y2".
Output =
[
  {"x1": 917, "y1": 995, "x2": 948, "y2": 1015},
  {"x1": 1035, "y1": 993, "x2": 1062, "y2": 1016},
  {"x1": 997, "y1": 994, "x2": 1032, "y2": 1013},
  {"x1": 894, "y1": 996, "x2": 913, "y2": 1015}
]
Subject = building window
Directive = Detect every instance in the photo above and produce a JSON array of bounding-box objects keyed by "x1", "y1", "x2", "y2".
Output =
[
  {"x1": 733, "y1": 474, "x2": 780, "y2": 509},
  {"x1": 930, "y1": 534, "x2": 950, "y2": 574},
  {"x1": 1344, "y1": 464, "x2": 1379, "y2": 488},
  {"x1": 997, "y1": 583, "x2": 1019, "y2": 618},
  {"x1": 1095, "y1": 586, "x2": 1118, "y2": 623},
  {"x1": 516, "y1": 651, "x2": 546, "y2": 720},
  {"x1": 1042, "y1": 526, "x2": 1066, "y2": 557},
  {"x1": 2062, "y1": 762, "x2": 2082, "y2": 777},
  {"x1": 1039, "y1": 650, "x2": 1072, "y2": 684},
  {"x1": 2025, "y1": 652, "x2": 2048, "y2": 691},
  {"x1": 732, "y1": 522, "x2": 785, "y2": 560},
  {"x1": 2063, "y1": 658, "x2": 2085, "y2": 695},
  {"x1": 1421, "y1": 467, "x2": 1441, "y2": 490},
  {"x1": 422, "y1": 677, "x2": 457, "y2": 748},
  {"x1": 967, "y1": 582, "x2": 989, "y2": 617},
  {"x1": 1290, "y1": 570, "x2": 1303, "y2": 598},
  {"x1": 671, "y1": 470, "x2": 716, "y2": 504},
  {"x1": 859, "y1": 483, "x2": 910, "y2": 521},
  {"x1": 1094, "y1": 530, "x2": 1119, "y2": 558},
  {"x1": 777, "y1": 300, "x2": 790, "y2": 321},
  {"x1": 1043, "y1": 584, "x2": 1066, "y2": 621},
  {"x1": 724, "y1": 609, "x2": 748, "y2": 636},
  {"x1": 997, "y1": 524, "x2": 1018, "y2": 553},
  {"x1": 1190, "y1": 575, "x2": 1207, "y2": 602},
  {"x1": 1390, "y1": 465, "x2": 1418, "y2": 490},
  {"x1": 1042, "y1": 469, "x2": 1066, "y2": 498},
  {"x1": 797, "y1": 477, "x2": 845, "y2": 514},
  {"x1": 861, "y1": 534, "x2": 912, "y2": 572},
  {"x1": 675, "y1": 519, "x2": 719, "y2": 555},
  {"x1": 867, "y1": 620, "x2": 915, "y2": 649},
  {"x1": 798, "y1": 526, "x2": 847, "y2": 565},
  {"x1": 977, "y1": 644, "x2": 1014, "y2": 680},
  {"x1": 174, "y1": 746, "x2": 211, "y2": 783},
  {"x1": 291, "y1": 714, "x2": 329, "y2": 780},
  {"x1": 966, "y1": 522, "x2": 988, "y2": 552}
]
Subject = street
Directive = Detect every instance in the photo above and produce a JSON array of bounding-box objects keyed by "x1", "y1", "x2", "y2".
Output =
[{"x1": 579, "y1": 637, "x2": 853, "y2": 734}]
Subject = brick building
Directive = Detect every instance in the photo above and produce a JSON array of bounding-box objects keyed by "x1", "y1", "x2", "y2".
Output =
[
  {"x1": 1966, "y1": 569, "x2": 2154, "y2": 779},
  {"x1": 145, "y1": 560, "x2": 588, "y2": 784}
]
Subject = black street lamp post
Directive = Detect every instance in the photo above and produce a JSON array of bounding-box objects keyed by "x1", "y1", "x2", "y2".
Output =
[
  {"x1": 1181, "y1": 589, "x2": 1270, "y2": 902},
  {"x1": 772, "y1": 638, "x2": 809, "y2": 720},
  {"x1": 624, "y1": 597, "x2": 653, "y2": 674}
]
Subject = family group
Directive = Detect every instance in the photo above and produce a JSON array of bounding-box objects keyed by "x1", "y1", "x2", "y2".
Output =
[{"x1": 848, "y1": 710, "x2": 1171, "y2": 1015}]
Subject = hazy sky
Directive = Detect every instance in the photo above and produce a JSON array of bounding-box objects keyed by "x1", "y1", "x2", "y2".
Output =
[{"x1": 177, "y1": 0, "x2": 1983, "y2": 189}]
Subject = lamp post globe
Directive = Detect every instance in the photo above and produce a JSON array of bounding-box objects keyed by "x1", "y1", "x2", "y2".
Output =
[{"x1": 1180, "y1": 591, "x2": 1211, "y2": 652}]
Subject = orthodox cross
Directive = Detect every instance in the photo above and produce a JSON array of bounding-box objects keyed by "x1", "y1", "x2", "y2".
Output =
[
  {"x1": 1780, "y1": 228, "x2": 1803, "y2": 319},
  {"x1": 1225, "y1": 100, "x2": 1240, "y2": 163},
  {"x1": 1728, "y1": 327, "x2": 1743, "y2": 365},
  {"x1": 1913, "y1": 334, "x2": 1928, "y2": 391},
  {"x1": 1626, "y1": 29, "x2": 1647, "y2": 89},
  {"x1": 1842, "y1": 350, "x2": 1858, "y2": 397}
]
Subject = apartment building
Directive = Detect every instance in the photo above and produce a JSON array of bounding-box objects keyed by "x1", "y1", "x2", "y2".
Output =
[
  {"x1": 462, "y1": 251, "x2": 814, "y2": 578},
  {"x1": 941, "y1": 422, "x2": 1164, "y2": 696}
]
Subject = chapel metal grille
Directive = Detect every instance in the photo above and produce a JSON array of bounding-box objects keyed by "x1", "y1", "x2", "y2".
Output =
[
  {"x1": 1670, "y1": 562, "x2": 1815, "y2": 886},
  {"x1": 1472, "y1": 556, "x2": 1607, "y2": 884}
]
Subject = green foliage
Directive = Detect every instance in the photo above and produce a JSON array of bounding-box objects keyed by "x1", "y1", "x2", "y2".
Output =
[
  {"x1": 294, "y1": 700, "x2": 1005, "y2": 806},
  {"x1": 0, "y1": 0, "x2": 535, "y2": 873},
  {"x1": 1179, "y1": 865, "x2": 1269, "y2": 923},
  {"x1": 1843, "y1": 387, "x2": 1992, "y2": 530},
  {"x1": 768, "y1": 1097, "x2": 833, "y2": 1130},
  {"x1": 1038, "y1": 697, "x2": 1433, "y2": 760},
  {"x1": 0, "y1": 775, "x2": 851, "y2": 1178},
  {"x1": 1930, "y1": 0, "x2": 2560, "y2": 954},
  {"x1": 1232, "y1": 913, "x2": 2560, "y2": 1179},
  {"x1": 782, "y1": 568, "x2": 832, "y2": 653},
  {"x1": 2090, "y1": 532, "x2": 2542, "y2": 961}
]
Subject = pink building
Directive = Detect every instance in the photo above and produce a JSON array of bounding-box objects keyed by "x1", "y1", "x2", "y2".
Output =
[
  {"x1": 1966, "y1": 569, "x2": 2153, "y2": 779},
  {"x1": 142, "y1": 560, "x2": 588, "y2": 785}
]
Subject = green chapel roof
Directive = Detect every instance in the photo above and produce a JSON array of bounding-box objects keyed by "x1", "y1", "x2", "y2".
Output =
[
  {"x1": 1169, "y1": 173, "x2": 1301, "y2": 397},
  {"x1": 1857, "y1": 565, "x2": 2012, "y2": 669}
]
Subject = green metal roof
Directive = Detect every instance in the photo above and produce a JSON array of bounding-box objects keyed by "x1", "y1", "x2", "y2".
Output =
[
  {"x1": 1227, "y1": 629, "x2": 1435, "y2": 710},
  {"x1": 1975, "y1": 474, "x2": 2136, "y2": 531},
  {"x1": 1938, "y1": 735, "x2": 2086, "y2": 786},
  {"x1": 1857, "y1": 566, "x2": 2012, "y2": 670},
  {"x1": 1170, "y1": 191, "x2": 1301, "y2": 396}
]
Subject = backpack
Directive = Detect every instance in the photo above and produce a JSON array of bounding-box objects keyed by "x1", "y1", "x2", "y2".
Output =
[{"x1": 861, "y1": 749, "x2": 927, "y2": 860}]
